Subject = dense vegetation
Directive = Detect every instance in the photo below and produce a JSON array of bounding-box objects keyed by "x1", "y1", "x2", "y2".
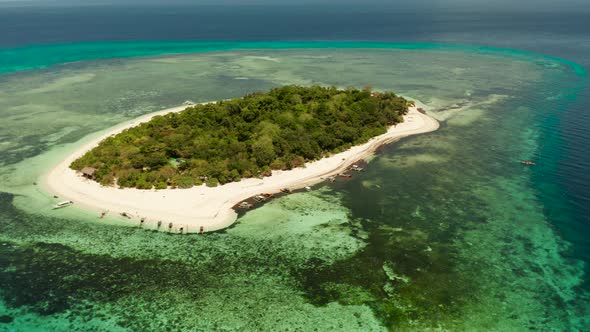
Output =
[{"x1": 71, "y1": 85, "x2": 411, "y2": 189}]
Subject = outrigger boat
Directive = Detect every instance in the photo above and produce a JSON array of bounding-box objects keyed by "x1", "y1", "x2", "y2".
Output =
[
  {"x1": 238, "y1": 201, "x2": 253, "y2": 209},
  {"x1": 339, "y1": 173, "x2": 353, "y2": 178},
  {"x1": 351, "y1": 164, "x2": 364, "y2": 172},
  {"x1": 520, "y1": 160, "x2": 537, "y2": 166},
  {"x1": 254, "y1": 195, "x2": 267, "y2": 202},
  {"x1": 52, "y1": 201, "x2": 73, "y2": 209}
]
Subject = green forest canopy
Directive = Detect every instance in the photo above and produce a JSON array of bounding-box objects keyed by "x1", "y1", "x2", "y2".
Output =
[{"x1": 71, "y1": 85, "x2": 411, "y2": 189}]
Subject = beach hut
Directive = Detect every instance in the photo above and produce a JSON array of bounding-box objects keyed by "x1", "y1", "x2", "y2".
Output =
[{"x1": 81, "y1": 167, "x2": 97, "y2": 179}]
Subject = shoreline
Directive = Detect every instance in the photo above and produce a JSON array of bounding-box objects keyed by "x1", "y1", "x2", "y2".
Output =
[{"x1": 42, "y1": 103, "x2": 439, "y2": 233}]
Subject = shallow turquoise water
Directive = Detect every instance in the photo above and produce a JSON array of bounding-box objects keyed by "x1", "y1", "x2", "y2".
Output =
[
  {"x1": 1, "y1": 41, "x2": 586, "y2": 76},
  {"x1": 0, "y1": 43, "x2": 588, "y2": 330}
]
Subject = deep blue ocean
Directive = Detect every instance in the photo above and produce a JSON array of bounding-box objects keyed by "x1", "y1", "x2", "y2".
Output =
[{"x1": 0, "y1": 3, "x2": 589, "y2": 330}]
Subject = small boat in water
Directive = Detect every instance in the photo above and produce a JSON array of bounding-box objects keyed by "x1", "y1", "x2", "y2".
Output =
[
  {"x1": 52, "y1": 201, "x2": 73, "y2": 209},
  {"x1": 520, "y1": 160, "x2": 537, "y2": 166},
  {"x1": 254, "y1": 195, "x2": 267, "y2": 202},
  {"x1": 339, "y1": 173, "x2": 352, "y2": 178},
  {"x1": 305, "y1": 186, "x2": 312, "y2": 191},
  {"x1": 280, "y1": 188, "x2": 292, "y2": 194},
  {"x1": 351, "y1": 164, "x2": 364, "y2": 172},
  {"x1": 238, "y1": 201, "x2": 253, "y2": 209},
  {"x1": 352, "y1": 167, "x2": 364, "y2": 172}
]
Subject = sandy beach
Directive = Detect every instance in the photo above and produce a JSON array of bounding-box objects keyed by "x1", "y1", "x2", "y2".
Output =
[{"x1": 42, "y1": 103, "x2": 439, "y2": 233}]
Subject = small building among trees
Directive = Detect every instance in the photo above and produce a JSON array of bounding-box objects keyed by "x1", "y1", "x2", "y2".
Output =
[{"x1": 81, "y1": 167, "x2": 97, "y2": 179}]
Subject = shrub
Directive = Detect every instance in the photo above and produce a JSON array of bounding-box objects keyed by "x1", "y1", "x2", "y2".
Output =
[
  {"x1": 206, "y1": 178, "x2": 219, "y2": 187},
  {"x1": 154, "y1": 182, "x2": 168, "y2": 190}
]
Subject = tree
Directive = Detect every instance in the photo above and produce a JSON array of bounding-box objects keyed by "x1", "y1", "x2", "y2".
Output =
[
  {"x1": 251, "y1": 135, "x2": 276, "y2": 166},
  {"x1": 71, "y1": 85, "x2": 409, "y2": 189}
]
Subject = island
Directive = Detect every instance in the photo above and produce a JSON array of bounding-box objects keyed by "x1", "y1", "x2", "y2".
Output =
[{"x1": 43, "y1": 85, "x2": 439, "y2": 233}]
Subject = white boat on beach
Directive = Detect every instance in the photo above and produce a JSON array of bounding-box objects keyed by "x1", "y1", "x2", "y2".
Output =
[{"x1": 53, "y1": 200, "x2": 74, "y2": 209}]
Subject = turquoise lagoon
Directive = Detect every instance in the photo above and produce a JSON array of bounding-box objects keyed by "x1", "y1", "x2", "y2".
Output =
[{"x1": 0, "y1": 42, "x2": 588, "y2": 331}]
